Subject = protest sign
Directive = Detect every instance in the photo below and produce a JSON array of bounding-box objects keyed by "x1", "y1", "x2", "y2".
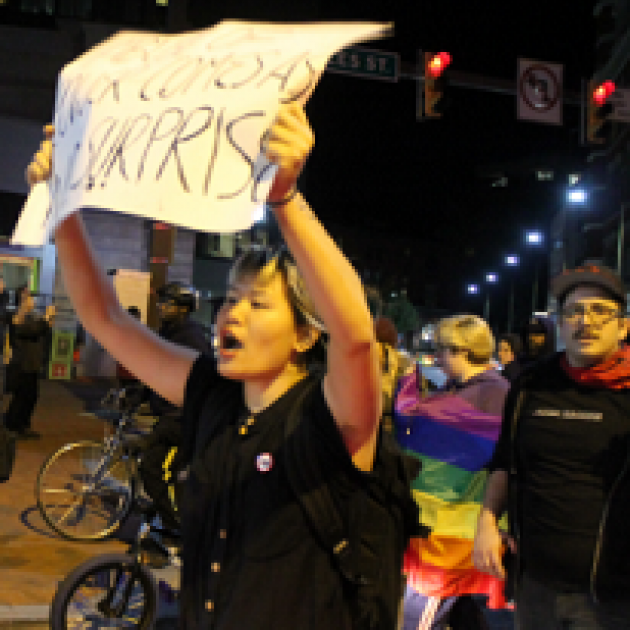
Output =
[
  {"x1": 12, "y1": 182, "x2": 50, "y2": 246},
  {"x1": 17, "y1": 20, "x2": 389, "y2": 245}
]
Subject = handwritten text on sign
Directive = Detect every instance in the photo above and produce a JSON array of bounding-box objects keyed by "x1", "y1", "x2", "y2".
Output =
[{"x1": 45, "y1": 20, "x2": 389, "y2": 236}]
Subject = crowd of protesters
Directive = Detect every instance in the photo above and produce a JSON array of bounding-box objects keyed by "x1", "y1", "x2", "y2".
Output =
[{"x1": 22, "y1": 102, "x2": 630, "y2": 630}]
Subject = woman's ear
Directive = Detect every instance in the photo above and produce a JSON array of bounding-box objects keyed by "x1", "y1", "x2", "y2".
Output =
[{"x1": 295, "y1": 325, "x2": 321, "y2": 354}]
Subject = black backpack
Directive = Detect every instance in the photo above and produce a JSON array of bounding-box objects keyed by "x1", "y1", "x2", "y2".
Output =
[{"x1": 284, "y1": 376, "x2": 429, "y2": 630}]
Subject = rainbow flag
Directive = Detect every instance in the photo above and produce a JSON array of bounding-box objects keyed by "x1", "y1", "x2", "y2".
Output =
[{"x1": 395, "y1": 369, "x2": 508, "y2": 610}]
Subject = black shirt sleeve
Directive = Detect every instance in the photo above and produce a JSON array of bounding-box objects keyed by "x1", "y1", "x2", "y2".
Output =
[
  {"x1": 302, "y1": 380, "x2": 358, "y2": 472},
  {"x1": 182, "y1": 353, "x2": 221, "y2": 429}
]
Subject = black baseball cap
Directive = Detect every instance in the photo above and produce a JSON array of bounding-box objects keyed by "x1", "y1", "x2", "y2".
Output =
[{"x1": 550, "y1": 264, "x2": 627, "y2": 306}]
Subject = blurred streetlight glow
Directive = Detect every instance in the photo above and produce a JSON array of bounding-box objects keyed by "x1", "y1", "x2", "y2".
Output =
[
  {"x1": 486, "y1": 273, "x2": 498, "y2": 283},
  {"x1": 505, "y1": 255, "x2": 519, "y2": 266},
  {"x1": 567, "y1": 188, "x2": 588, "y2": 204},
  {"x1": 526, "y1": 230, "x2": 543, "y2": 245},
  {"x1": 467, "y1": 284, "x2": 479, "y2": 295}
]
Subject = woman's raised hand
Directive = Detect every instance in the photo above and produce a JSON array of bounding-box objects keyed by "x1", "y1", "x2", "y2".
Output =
[
  {"x1": 26, "y1": 124, "x2": 54, "y2": 188},
  {"x1": 265, "y1": 103, "x2": 314, "y2": 204}
]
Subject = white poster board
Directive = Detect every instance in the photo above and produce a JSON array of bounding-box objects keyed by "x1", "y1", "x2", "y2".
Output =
[
  {"x1": 14, "y1": 20, "x2": 389, "y2": 247},
  {"x1": 113, "y1": 269, "x2": 151, "y2": 324}
]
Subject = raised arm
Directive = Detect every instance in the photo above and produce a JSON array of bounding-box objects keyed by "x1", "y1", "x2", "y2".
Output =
[
  {"x1": 266, "y1": 104, "x2": 381, "y2": 469},
  {"x1": 27, "y1": 127, "x2": 198, "y2": 406}
]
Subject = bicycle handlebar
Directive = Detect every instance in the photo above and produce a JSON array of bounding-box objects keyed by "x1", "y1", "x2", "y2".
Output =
[{"x1": 101, "y1": 385, "x2": 146, "y2": 414}]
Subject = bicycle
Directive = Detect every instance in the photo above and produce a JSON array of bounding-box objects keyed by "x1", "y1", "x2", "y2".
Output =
[
  {"x1": 50, "y1": 518, "x2": 181, "y2": 629},
  {"x1": 35, "y1": 386, "x2": 156, "y2": 541}
]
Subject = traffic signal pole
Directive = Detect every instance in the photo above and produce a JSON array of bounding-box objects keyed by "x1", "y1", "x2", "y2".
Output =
[{"x1": 403, "y1": 60, "x2": 583, "y2": 106}]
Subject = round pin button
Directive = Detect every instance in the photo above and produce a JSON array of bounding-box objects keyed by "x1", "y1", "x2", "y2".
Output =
[{"x1": 256, "y1": 452, "x2": 274, "y2": 473}]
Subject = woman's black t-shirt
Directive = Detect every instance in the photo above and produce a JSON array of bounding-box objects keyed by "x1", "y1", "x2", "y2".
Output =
[{"x1": 178, "y1": 354, "x2": 373, "y2": 630}]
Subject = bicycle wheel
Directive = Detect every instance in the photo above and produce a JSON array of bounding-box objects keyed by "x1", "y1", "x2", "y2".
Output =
[
  {"x1": 36, "y1": 441, "x2": 135, "y2": 541},
  {"x1": 50, "y1": 553, "x2": 158, "y2": 629}
]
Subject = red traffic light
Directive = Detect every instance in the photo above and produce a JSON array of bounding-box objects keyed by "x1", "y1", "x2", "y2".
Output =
[
  {"x1": 428, "y1": 52, "x2": 452, "y2": 78},
  {"x1": 593, "y1": 80, "x2": 616, "y2": 106}
]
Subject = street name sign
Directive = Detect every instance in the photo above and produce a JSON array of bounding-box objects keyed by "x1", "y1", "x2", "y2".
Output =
[{"x1": 327, "y1": 47, "x2": 399, "y2": 82}]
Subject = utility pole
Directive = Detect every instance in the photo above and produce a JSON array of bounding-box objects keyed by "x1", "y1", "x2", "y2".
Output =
[{"x1": 532, "y1": 264, "x2": 539, "y2": 314}]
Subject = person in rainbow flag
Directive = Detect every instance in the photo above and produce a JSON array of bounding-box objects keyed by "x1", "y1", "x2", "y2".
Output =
[{"x1": 395, "y1": 314, "x2": 511, "y2": 630}]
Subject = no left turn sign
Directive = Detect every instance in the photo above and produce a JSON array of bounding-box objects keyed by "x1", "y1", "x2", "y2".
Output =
[{"x1": 517, "y1": 58, "x2": 563, "y2": 125}]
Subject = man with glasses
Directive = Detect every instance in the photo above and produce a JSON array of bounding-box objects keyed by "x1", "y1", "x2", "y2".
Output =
[{"x1": 474, "y1": 265, "x2": 630, "y2": 629}]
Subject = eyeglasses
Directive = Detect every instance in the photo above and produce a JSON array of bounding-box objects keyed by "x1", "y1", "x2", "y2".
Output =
[{"x1": 559, "y1": 303, "x2": 624, "y2": 325}]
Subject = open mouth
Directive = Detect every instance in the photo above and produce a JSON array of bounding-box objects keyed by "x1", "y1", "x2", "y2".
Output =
[{"x1": 221, "y1": 331, "x2": 244, "y2": 351}]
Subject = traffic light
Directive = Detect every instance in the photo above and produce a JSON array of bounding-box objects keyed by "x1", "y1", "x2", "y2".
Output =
[
  {"x1": 587, "y1": 80, "x2": 616, "y2": 144},
  {"x1": 424, "y1": 52, "x2": 451, "y2": 118}
]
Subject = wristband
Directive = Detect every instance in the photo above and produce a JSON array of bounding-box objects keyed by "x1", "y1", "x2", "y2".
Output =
[{"x1": 267, "y1": 187, "x2": 298, "y2": 208}]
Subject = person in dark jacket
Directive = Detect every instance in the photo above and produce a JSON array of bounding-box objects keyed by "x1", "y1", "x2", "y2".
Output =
[
  {"x1": 474, "y1": 264, "x2": 630, "y2": 630},
  {"x1": 519, "y1": 315, "x2": 556, "y2": 370},
  {"x1": 497, "y1": 333, "x2": 523, "y2": 383},
  {"x1": 139, "y1": 282, "x2": 210, "y2": 529},
  {"x1": 6, "y1": 286, "x2": 54, "y2": 438}
]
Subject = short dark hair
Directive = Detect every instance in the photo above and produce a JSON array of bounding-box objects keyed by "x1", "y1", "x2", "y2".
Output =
[
  {"x1": 498, "y1": 333, "x2": 522, "y2": 357},
  {"x1": 375, "y1": 317, "x2": 398, "y2": 347},
  {"x1": 229, "y1": 246, "x2": 326, "y2": 370}
]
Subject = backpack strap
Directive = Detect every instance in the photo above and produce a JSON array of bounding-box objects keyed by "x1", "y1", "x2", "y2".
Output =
[{"x1": 284, "y1": 374, "x2": 370, "y2": 586}]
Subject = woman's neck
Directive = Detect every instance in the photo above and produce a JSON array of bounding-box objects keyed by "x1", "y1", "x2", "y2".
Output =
[{"x1": 243, "y1": 363, "x2": 308, "y2": 414}]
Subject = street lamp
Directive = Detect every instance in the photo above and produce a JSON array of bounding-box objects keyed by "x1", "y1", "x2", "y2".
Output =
[
  {"x1": 483, "y1": 273, "x2": 498, "y2": 322},
  {"x1": 566, "y1": 188, "x2": 588, "y2": 205},
  {"x1": 525, "y1": 230, "x2": 544, "y2": 314},
  {"x1": 504, "y1": 255, "x2": 519, "y2": 333},
  {"x1": 467, "y1": 283, "x2": 479, "y2": 295},
  {"x1": 525, "y1": 230, "x2": 543, "y2": 245}
]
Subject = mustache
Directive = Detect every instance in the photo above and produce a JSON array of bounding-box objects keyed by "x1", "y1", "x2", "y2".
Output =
[{"x1": 573, "y1": 328, "x2": 599, "y2": 340}]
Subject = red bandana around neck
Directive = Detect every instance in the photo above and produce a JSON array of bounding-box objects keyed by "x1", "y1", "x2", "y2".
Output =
[{"x1": 561, "y1": 345, "x2": 630, "y2": 390}]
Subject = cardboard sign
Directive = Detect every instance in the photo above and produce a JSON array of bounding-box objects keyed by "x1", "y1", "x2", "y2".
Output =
[{"x1": 16, "y1": 20, "x2": 389, "y2": 246}]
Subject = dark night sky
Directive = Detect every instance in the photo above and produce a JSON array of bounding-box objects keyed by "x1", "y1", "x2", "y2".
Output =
[{"x1": 289, "y1": 0, "x2": 597, "y2": 330}]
